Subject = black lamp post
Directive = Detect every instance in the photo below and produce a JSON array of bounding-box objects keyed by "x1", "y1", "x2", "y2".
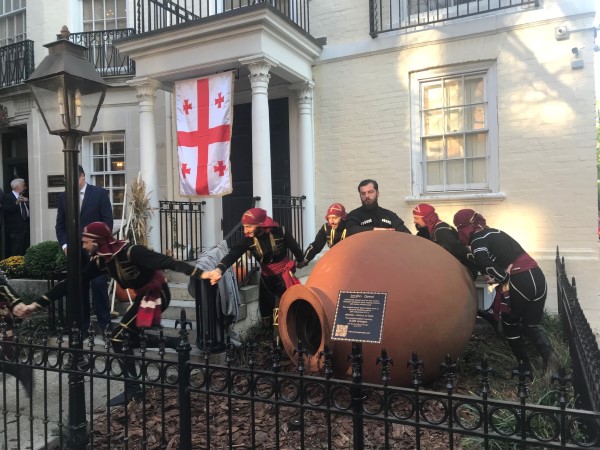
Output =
[{"x1": 26, "y1": 26, "x2": 107, "y2": 450}]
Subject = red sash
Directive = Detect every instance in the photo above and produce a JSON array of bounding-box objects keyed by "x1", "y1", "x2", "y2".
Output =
[
  {"x1": 261, "y1": 258, "x2": 300, "y2": 289},
  {"x1": 135, "y1": 271, "x2": 167, "y2": 328}
]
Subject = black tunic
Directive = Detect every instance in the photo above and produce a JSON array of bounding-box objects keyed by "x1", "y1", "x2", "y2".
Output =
[
  {"x1": 346, "y1": 205, "x2": 411, "y2": 235},
  {"x1": 217, "y1": 226, "x2": 303, "y2": 272},
  {"x1": 36, "y1": 244, "x2": 202, "y2": 308},
  {"x1": 470, "y1": 228, "x2": 527, "y2": 283},
  {"x1": 431, "y1": 222, "x2": 479, "y2": 279},
  {"x1": 303, "y1": 222, "x2": 347, "y2": 262}
]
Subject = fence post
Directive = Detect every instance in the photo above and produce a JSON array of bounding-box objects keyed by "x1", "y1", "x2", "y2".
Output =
[
  {"x1": 175, "y1": 309, "x2": 192, "y2": 450},
  {"x1": 350, "y1": 342, "x2": 364, "y2": 450}
]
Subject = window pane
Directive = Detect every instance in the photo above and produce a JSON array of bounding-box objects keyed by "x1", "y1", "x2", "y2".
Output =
[
  {"x1": 444, "y1": 78, "x2": 462, "y2": 107},
  {"x1": 423, "y1": 82, "x2": 443, "y2": 109},
  {"x1": 426, "y1": 161, "x2": 443, "y2": 185},
  {"x1": 446, "y1": 136, "x2": 464, "y2": 159},
  {"x1": 112, "y1": 188, "x2": 124, "y2": 204},
  {"x1": 113, "y1": 205, "x2": 123, "y2": 220},
  {"x1": 464, "y1": 77, "x2": 484, "y2": 103},
  {"x1": 93, "y1": 175, "x2": 107, "y2": 187},
  {"x1": 94, "y1": 0, "x2": 104, "y2": 22},
  {"x1": 465, "y1": 133, "x2": 486, "y2": 157},
  {"x1": 83, "y1": 0, "x2": 93, "y2": 20},
  {"x1": 465, "y1": 105, "x2": 485, "y2": 130},
  {"x1": 424, "y1": 109, "x2": 443, "y2": 135},
  {"x1": 424, "y1": 137, "x2": 443, "y2": 160},
  {"x1": 447, "y1": 159, "x2": 464, "y2": 185},
  {"x1": 445, "y1": 107, "x2": 463, "y2": 133},
  {"x1": 466, "y1": 158, "x2": 486, "y2": 183},
  {"x1": 117, "y1": 0, "x2": 126, "y2": 18},
  {"x1": 112, "y1": 174, "x2": 125, "y2": 187}
]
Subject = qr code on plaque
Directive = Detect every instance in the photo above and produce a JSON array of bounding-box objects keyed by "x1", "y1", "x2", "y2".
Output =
[{"x1": 335, "y1": 324, "x2": 348, "y2": 337}]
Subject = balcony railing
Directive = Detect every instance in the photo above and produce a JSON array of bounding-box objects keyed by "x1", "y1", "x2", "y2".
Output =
[
  {"x1": 0, "y1": 40, "x2": 34, "y2": 88},
  {"x1": 370, "y1": 0, "x2": 539, "y2": 37},
  {"x1": 65, "y1": 29, "x2": 136, "y2": 77},
  {"x1": 136, "y1": 0, "x2": 310, "y2": 35}
]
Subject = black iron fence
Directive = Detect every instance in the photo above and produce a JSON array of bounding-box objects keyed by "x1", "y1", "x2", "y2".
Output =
[
  {"x1": 159, "y1": 200, "x2": 206, "y2": 261},
  {"x1": 135, "y1": 0, "x2": 310, "y2": 35},
  {"x1": 0, "y1": 40, "x2": 34, "y2": 88},
  {"x1": 1, "y1": 310, "x2": 599, "y2": 449},
  {"x1": 369, "y1": 0, "x2": 539, "y2": 37},
  {"x1": 65, "y1": 29, "x2": 136, "y2": 77},
  {"x1": 555, "y1": 247, "x2": 600, "y2": 412},
  {"x1": 273, "y1": 194, "x2": 306, "y2": 251}
]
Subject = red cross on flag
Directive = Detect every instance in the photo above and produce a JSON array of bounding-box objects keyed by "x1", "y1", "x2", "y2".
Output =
[{"x1": 175, "y1": 72, "x2": 234, "y2": 196}]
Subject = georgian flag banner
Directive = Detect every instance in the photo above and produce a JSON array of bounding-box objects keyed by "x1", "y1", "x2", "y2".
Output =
[{"x1": 175, "y1": 72, "x2": 234, "y2": 196}]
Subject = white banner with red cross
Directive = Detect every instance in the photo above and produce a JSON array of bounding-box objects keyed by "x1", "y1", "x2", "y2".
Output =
[{"x1": 175, "y1": 72, "x2": 234, "y2": 196}]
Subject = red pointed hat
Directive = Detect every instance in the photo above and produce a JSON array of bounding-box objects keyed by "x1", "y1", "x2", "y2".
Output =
[
  {"x1": 241, "y1": 208, "x2": 267, "y2": 225},
  {"x1": 326, "y1": 203, "x2": 347, "y2": 220},
  {"x1": 82, "y1": 222, "x2": 127, "y2": 258},
  {"x1": 412, "y1": 203, "x2": 435, "y2": 217}
]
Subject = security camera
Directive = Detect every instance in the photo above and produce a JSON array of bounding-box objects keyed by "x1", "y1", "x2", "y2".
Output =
[
  {"x1": 555, "y1": 26, "x2": 569, "y2": 40},
  {"x1": 572, "y1": 47, "x2": 579, "y2": 55}
]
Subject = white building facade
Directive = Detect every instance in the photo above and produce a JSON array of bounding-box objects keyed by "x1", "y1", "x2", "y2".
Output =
[{"x1": 0, "y1": 0, "x2": 597, "y2": 328}]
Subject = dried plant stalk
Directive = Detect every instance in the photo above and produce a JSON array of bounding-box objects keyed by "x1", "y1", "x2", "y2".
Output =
[{"x1": 126, "y1": 174, "x2": 154, "y2": 247}]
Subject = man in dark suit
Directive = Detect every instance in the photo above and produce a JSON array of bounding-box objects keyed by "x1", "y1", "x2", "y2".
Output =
[
  {"x1": 2, "y1": 178, "x2": 30, "y2": 257},
  {"x1": 56, "y1": 165, "x2": 113, "y2": 332}
]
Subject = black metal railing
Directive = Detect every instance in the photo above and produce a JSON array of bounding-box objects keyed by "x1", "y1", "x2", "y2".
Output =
[
  {"x1": 159, "y1": 200, "x2": 206, "y2": 261},
  {"x1": 0, "y1": 40, "x2": 34, "y2": 88},
  {"x1": 369, "y1": 0, "x2": 539, "y2": 37},
  {"x1": 135, "y1": 0, "x2": 310, "y2": 35},
  {"x1": 272, "y1": 194, "x2": 306, "y2": 251},
  {"x1": 1, "y1": 311, "x2": 599, "y2": 449},
  {"x1": 555, "y1": 247, "x2": 600, "y2": 412},
  {"x1": 65, "y1": 29, "x2": 136, "y2": 77}
]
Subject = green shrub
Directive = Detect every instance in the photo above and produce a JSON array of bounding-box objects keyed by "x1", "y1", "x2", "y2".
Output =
[
  {"x1": 0, "y1": 255, "x2": 26, "y2": 278},
  {"x1": 24, "y1": 241, "x2": 64, "y2": 278}
]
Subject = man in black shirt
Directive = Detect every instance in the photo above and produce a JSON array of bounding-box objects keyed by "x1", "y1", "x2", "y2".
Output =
[{"x1": 346, "y1": 179, "x2": 411, "y2": 235}]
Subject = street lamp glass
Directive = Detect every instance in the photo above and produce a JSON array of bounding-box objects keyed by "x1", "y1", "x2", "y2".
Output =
[{"x1": 29, "y1": 74, "x2": 106, "y2": 135}]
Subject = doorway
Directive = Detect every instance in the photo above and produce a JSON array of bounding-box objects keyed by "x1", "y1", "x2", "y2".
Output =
[{"x1": 221, "y1": 97, "x2": 290, "y2": 236}]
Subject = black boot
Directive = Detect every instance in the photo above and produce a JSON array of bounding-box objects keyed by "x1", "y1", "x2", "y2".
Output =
[
  {"x1": 506, "y1": 336, "x2": 532, "y2": 373},
  {"x1": 3, "y1": 363, "x2": 33, "y2": 398},
  {"x1": 523, "y1": 325, "x2": 559, "y2": 377},
  {"x1": 109, "y1": 350, "x2": 142, "y2": 407}
]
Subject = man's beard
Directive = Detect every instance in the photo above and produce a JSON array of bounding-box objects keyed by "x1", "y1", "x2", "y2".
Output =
[
  {"x1": 415, "y1": 223, "x2": 425, "y2": 230},
  {"x1": 361, "y1": 199, "x2": 378, "y2": 211}
]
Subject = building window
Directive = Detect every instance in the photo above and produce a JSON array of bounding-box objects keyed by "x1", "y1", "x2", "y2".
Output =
[
  {"x1": 87, "y1": 134, "x2": 126, "y2": 221},
  {"x1": 410, "y1": 62, "x2": 498, "y2": 196},
  {"x1": 0, "y1": 0, "x2": 25, "y2": 47},
  {"x1": 82, "y1": 0, "x2": 127, "y2": 31}
]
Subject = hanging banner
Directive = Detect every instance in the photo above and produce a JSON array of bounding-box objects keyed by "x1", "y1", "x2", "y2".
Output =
[{"x1": 175, "y1": 71, "x2": 234, "y2": 196}]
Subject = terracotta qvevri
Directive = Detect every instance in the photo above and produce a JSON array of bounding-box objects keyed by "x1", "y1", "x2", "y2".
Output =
[{"x1": 279, "y1": 231, "x2": 477, "y2": 386}]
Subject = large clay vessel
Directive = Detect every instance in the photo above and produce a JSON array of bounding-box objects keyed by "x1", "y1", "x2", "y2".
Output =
[{"x1": 279, "y1": 231, "x2": 477, "y2": 387}]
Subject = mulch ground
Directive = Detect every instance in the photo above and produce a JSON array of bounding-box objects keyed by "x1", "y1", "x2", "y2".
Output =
[{"x1": 89, "y1": 323, "x2": 558, "y2": 449}]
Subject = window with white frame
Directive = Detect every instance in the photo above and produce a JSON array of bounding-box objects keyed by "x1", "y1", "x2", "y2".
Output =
[
  {"x1": 0, "y1": 0, "x2": 25, "y2": 48},
  {"x1": 410, "y1": 62, "x2": 498, "y2": 196},
  {"x1": 87, "y1": 134, "x2": 126, "y2": 221},
  {"x1": 82, "y1": 0, "x2": 127, "y2": 31}
]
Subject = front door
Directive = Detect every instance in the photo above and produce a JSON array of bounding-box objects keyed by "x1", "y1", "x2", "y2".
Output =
[{"x1": 221, "y1": 98, "x2": 290, "y2": 236}]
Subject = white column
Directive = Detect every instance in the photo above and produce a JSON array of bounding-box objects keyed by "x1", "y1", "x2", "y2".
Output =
[
  {"x1": 131, "y1": 78, "x2": 161, "y2": 251},
  {"x1": 241, "y1": 57, "x2": 278, "y2": 215},
  {"x1": 294, "y1": 81, "x2": 316, "y2": 244}
]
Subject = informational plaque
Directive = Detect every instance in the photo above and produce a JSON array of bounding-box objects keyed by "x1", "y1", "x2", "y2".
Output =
[
  {"x1": 331, "y1": 291, "x2": 387, "y2": 344},
  {"x1": 47, "y1": 175, "x2": 65, "y2": 187},
  {"x1": 47, "y1": 192, "x2": 60, "y2": 209}
]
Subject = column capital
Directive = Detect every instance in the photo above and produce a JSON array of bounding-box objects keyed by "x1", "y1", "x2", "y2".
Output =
[
  {"x1": 240, "y1": 55, "x2": 279, "y2": 84},
  {"x1": 291, "y1": 81, "x2": 315, "y2": 104},
  {"x1": 128, "y1": 77, "x2": 162, "y2": 102}
]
